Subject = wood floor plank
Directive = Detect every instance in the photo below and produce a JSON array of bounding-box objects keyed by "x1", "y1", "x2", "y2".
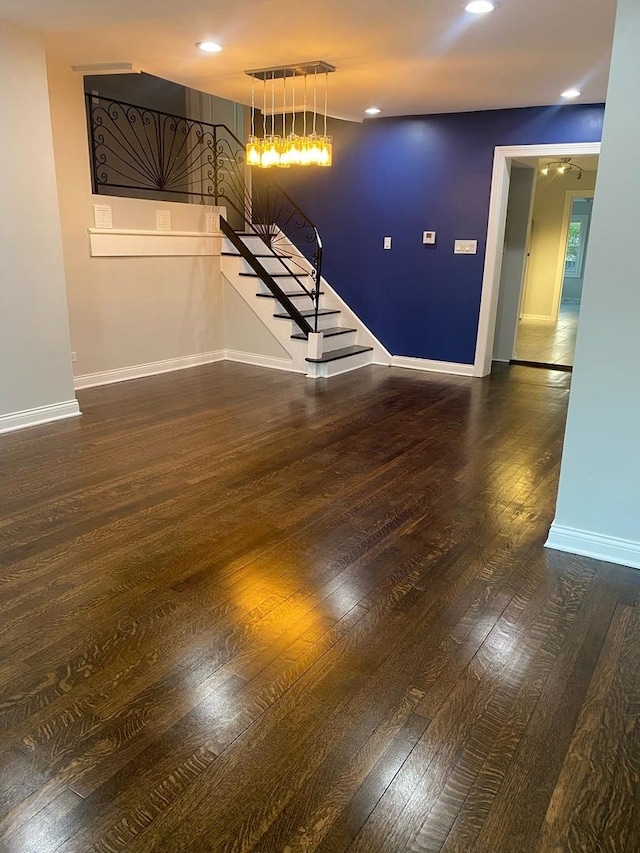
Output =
[
  {"x1": 346, "y1": 559, "x2": 596, "y2": 853},
  {"x1": 0, "y1": 362, "x2": 638, "y2": 852},
  {"x1": 536, "y1": 602, "x2": 640, "y2": 853},
  {"x1": 436, "y1": 564, "x2": 623, "y2": 852}
]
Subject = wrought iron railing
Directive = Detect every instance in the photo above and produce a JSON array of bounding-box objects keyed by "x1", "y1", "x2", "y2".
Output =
[{"x1": 85, "y1": 94, "x2": 324, "y2": 332}]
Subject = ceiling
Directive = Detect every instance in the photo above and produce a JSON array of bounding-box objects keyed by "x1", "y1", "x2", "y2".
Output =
[
  {"x1": 1, "y1": 0, "x2": 617, "y2": 121},
  {"x1": 517, "y1": 155, "x2": 600, "y2": 171}
]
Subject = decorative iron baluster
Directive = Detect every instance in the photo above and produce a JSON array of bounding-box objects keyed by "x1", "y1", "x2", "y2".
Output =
[{"x1": 85, "y1": 94, "x2": 324, "y2": 332}]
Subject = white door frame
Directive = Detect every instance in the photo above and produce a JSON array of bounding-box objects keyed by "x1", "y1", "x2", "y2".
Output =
[
  {"x1": 550, "y1": 190, "x2": 594, "y2": 317},
  {"x1": 473, "y1": 142, "x2": 601, "y2": 377}
]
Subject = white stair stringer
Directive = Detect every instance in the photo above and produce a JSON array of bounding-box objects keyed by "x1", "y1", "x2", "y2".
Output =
[
  {"x1": 220, "y1": 230, "x2": 392, "y2": 378},
  {"x1": 220, "y1": 253, "x2": 308, "y2": 374},
  {"x1": 267, "y1": 230, "x2": 392, "y2": 366}
]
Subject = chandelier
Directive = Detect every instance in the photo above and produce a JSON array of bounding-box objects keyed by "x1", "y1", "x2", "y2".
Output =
[
  {"x1": 540, "y1": 158, "x2": 584, "y2": 180},
  {"x1": 245, "y1": 61, "x2": 335, "y2": 169}
]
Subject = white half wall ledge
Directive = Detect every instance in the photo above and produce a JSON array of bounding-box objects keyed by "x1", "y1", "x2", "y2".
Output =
[
  {"x1": 391, "y1": 356, "x2": 475, "y2": 377},
  {"x1": 74, "y1": 352, "x2": 225, "y2": 389},
  {"x1": 88, "y1": 229, "x2": 222, "y2": 258},
  {"x1": 546, "y1": 524, "x2": 640, "y2": 571},
  {"x1": 0, "y1": 400, "x2": 81, "y2": 436}
]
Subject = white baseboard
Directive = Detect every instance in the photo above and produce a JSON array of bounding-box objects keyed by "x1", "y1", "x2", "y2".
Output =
[
  {"x1": 74, "y1": 351, "x2": 224, "y2": 389},
  {"x1": 224, "y1": 350, "x2": 303, "y2": 373},
  {"x1": 546, "y1": 524, "x2": 640, "y2": 570},
  {"x1": 391, "y1": 356, "x2": 475, "y2": 377},
  {"x1": 520, "y1": 313, "x2": 555, "y2": 323},
  {"x1": 0, "y1": 399, "x2": 81, "y2": 435}
]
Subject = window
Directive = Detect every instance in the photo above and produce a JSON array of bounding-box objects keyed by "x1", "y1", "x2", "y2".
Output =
[{"x1": 564, "y1": 214, "x2": 590, "y2": 278}]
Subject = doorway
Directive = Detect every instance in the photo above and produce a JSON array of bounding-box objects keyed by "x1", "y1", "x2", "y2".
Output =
[
  {"x1": 474, "y1": 142, "x2": 601, "y2": 377},
  {"x1": 513, "y1": 171, "x2": 596, "y2": 369}
]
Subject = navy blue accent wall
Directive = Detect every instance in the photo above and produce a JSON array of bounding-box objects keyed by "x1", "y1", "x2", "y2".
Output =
[{"x1": 275, "y1": 104, "x2": 605, "y2": 364}]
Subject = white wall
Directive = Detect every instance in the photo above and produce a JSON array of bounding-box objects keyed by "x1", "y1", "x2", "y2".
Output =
[
  {"x1": 47, "y1": 59, "x2": 226, "y2": 383},
  {"x1": 0, "y1": 23, "x2": 77, "y2": 433},
  {"x1": 46, "y1": 59, "x2": 293, "y2": 386},
  {"x1": 223, "y1": 286, "x2": 291, "y2": 361},
  {"x1": 493, "y1": 166, "x2": 535, "y2": 361},
  {"x1": 522, "y1": 169, "x2": 597, "y2": 320},
  {"x1": 547, "y1": 0, "x2": 640, "y2": 569},
  {"x1": 186, "y1": 88, "x2": 246, "y2": 143}
]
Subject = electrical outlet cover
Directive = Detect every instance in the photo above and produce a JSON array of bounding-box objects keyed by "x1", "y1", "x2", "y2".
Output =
[
  {"x1": 454, "y1": 239, "x2": 478, "y2": 254},
  {"x1": 156, "y1": 210, "x2": 171, "y2": 231},
  {"x1": 93, "y1": 205, "x2": 113, "y2": 229}
]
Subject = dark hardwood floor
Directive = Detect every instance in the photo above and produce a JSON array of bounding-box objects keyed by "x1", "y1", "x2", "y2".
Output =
[{"x1": 0, "y1": 362, "x2": 638, "y2": 852}]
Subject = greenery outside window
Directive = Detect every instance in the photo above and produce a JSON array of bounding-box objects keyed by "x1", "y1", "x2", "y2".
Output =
[{"x1": 564, "y1": 214, "x2": 590, "y2": 278}]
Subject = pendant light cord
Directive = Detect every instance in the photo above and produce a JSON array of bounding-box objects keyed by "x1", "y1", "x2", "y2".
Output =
[
  {"x1": 251, "y1": 77, "x2": 255, "y2": 137},
  {"x1": 292, "y1": 73, "x2": 296, "y2": 136},
  {"x1": 262, "y1": 77, "x2": 267, "y2": 137},
  {"x1": 313, "y1": 69, "x2": 317, "y2": 136},
  {"x1": 324, "y1": 72, "x2": 328, "y2": 137},
  {"x1": 303, "y1": 74, "x2": 307, "y2": 137},
  {"x1": 282, "y1": 72, "x2": 286, "y2": 139},
  {"x1": 271, "y1": 72, "x2": 275, "y2": 137}
]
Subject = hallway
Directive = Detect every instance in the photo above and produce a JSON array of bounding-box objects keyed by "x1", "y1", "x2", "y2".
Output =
[{"x1": 514, "y1": 303, "x2": 580, "y2": 368}]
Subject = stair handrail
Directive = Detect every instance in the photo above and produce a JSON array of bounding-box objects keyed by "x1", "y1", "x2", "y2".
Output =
[
  {"x1": 264, "y1": 182, "x2": 324, "y2": 331},
  {"x1": 85, "y1": 93, "x2": 324, "y2": 333},
  {"x1": 219, "y1": 217, "x2": 313, "y2": 335}
]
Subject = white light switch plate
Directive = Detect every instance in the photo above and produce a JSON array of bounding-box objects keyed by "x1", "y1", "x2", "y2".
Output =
[
  {"x1": 423, "y1": 231, "x2": 436, "y2": 245},
  {"x1": 384, "y1": 236, "x2": 392, "y2": 249},
  {"x1": 156, "y1": 210, "x2": 171, "y2": 231},
  {"x1": 205, "y1": 212, "x2": 219, "y2": 233},
  {"x1": 454, "y1": 239, "x2": 478, "y2": 255},
  {"x1": 93, "y1": 205, "x2": 113, "y2": 229}
]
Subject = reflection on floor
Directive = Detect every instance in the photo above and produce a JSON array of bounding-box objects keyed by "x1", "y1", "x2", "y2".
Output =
[{"x1": 514, "y1": 303, "x2": 580, "y2": 368}]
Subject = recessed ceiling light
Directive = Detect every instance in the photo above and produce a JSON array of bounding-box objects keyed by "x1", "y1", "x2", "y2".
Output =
[
  {"x1": 196, "y1": 41, "x2": 222, "y2": 53},
  {"x1": 561, "y1": 88, "x2": 581, "y2": 99},
  {"x1": 465, "y1": 1, "x2": 496, "y2": 14},
  {"x1": 365, "y1": 107, "x2": 381, "y2": 116}
]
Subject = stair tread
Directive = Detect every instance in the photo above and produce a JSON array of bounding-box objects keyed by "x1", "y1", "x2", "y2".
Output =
[
  {"x1": 274, "y1": 308, "x2": 340, "y2": 319},
  {"x1": 291, "y1": 326, "x2": 356, "y2": 340},
  {"x1": 222, "y1": 251, "x2": 292, "y2": 259},
  {"x1": 240, "y1": 272, "x2": 312, "y2": 278},
  {"x1": 306, "y1": 345, "x2": 373, "y2": 364},
  {"x1": 256, "y1": 291, "x2": 321, "y2": 298}
]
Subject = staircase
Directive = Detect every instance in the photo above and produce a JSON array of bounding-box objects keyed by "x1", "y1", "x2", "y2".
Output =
[
  {"x1": 220, "y1": 221, "x2": 376, "y2": 378},
  {"x1": 84, "y1": 94, "x2": 384, "y2": 377}
]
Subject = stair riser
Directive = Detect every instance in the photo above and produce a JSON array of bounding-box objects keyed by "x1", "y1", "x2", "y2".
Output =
[
  {"x1": 236, "y1": 235, "x2": 298, "y2": 257},
  {"x1": 256, "y1": 279, "x2": 315, "y2": 296},
  {"x1": 279, "y1": 313, "x2": 338, "y2": 333},
  {"x1": 224, "y1": 235, "x2": 268, "y2": 251},
  {"x1": 320, "y1": 330, "x2": 358, "y2": 353},
  {"x1": 258, "y1": 294, "x2": 316, "y2": 311},
  {"x1": 309, "y1": 350, "x2": 373, "y2": 378},
  {"x1": 251, "y1": 258, "x2": 312, "y2": 277}
]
